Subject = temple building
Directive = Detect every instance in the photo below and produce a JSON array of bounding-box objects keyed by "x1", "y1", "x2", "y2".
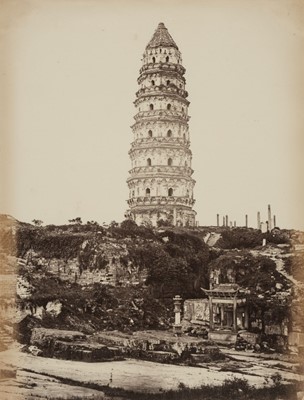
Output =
[
  {"x1": 201, "y1": 284, "x2": 248, "y2": 343},
  {"x1": 126, "y1": 23, "x2": 196, "y2": 227}
]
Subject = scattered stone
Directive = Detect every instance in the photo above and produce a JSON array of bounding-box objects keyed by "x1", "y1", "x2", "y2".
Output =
[
  {"x1": 31, "y1": 328, "x2": 86, "y2": 347},
  {"x1": 28, "y1": 345, "x2": 43, "y2": 356},
  {"x1": 297, "y1": 391, "x2": 304, "y2": 400}
]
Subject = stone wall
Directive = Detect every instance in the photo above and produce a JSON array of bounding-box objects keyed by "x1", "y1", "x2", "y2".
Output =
[
  {"x1": 183, "y1": 299, "x2": 209, "y2": 325},
  {"x1": 288, "y1": 331, "x2": 304, "y2": 347}
]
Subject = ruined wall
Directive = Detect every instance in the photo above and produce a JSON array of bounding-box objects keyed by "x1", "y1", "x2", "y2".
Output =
[{"x1": 183, "y1": 299, "x2": 209, "y2": 324}]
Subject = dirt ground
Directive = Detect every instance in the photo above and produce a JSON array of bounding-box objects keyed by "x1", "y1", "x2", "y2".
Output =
[{"x1": 0, "y1": 341, "x2": 303, "y2": 399}]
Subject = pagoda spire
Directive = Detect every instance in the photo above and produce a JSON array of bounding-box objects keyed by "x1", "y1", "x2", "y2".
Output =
[{"x1": 146, "y1": 22, "x2": 179, "y2": 50}]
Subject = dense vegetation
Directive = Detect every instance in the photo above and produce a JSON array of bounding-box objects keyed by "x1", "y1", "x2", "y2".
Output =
[
  {"x1": 15, "y1": 220, "x2": 211, "y2": 299},
  {"x1": 1, "y1": 216, "x2": 300, "y2": 339},
  {"x1": 216, "y1": 227, "x2": 290, "y2": 249},
  {"x1": 17, "y1": 273, "x2": 172, "y2": 334}
]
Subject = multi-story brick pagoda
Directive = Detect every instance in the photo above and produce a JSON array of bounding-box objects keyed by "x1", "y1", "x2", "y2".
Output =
[{"x1": 126, "y1": 23, "x2": 196, "y2": 227}]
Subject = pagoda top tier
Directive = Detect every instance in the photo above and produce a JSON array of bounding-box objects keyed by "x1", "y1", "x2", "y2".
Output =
[{"x1": 146, "y1": 22, "x2": 179, "y2": 50}]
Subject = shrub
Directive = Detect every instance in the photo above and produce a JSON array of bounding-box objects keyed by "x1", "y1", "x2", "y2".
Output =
[
  {"x1": 217, "y1": 228, "x2": 263, "y2": 249},
  {"x1": 221, "y1": 376, "x2": 251, "y2": 396},
  {"x1": 157, "y1": 218, "x2": 173, "y2": 227}
]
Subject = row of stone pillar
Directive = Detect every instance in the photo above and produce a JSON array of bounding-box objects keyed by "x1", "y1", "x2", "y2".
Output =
[{"x1": 216, "y1": 204, "x2": 277, "y2": 230}]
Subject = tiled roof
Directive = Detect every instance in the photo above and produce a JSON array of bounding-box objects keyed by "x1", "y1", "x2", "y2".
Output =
[{"x1": 146, "y1": 22, "x2": 178, "y2": 50}]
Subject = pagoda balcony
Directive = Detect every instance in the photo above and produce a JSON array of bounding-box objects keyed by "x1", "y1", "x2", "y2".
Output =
[
  {"x1": 130, "y1": 136, "x2": 190, "y2": 149},
  {"x1": 138, "y1": 70, "x2": 186, "y2": 86},
  {"x1": 129, "y1": 144, "x2": 192, "y2": 157},
  {"x1": 127, "y1": 195, "x2": 195, "y2": 207},
  {"x1": 127, "y1": 165, "x2": 194, "y2": 177},
  {"x1": 133, "y1": 109, "x2": 190, "y2": 122},
  {"x1": 135, "y1": 85, "x2": 189, "y2": 100},
  {"x1": 131, "y1": 118, "x2": 189, "y2": 130},
  {"x1": 139, "y1": 62, "x2": 186, "y2": 76}
]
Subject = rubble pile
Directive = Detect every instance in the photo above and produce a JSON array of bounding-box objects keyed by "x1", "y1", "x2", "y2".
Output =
[{"x1": 27, "y1": 327, "x2": 227, "y2": 365}]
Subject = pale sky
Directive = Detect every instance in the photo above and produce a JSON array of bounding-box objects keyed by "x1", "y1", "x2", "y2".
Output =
[{"x1": 1, "y1": 0, "x2": 304, "y2": 229}]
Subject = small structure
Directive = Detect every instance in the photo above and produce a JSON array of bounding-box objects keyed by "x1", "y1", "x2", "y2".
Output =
[
  {"x1": 202, "y1": 284, "x2": 248, "y2": 343},
  {"x1": 173, "y1": 295, "x2": 183, "y2": 335}
]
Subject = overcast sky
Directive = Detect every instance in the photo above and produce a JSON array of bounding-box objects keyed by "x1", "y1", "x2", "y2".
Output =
[{"x1": 1, "y1": 0, "x2": 303, "y2": 229}]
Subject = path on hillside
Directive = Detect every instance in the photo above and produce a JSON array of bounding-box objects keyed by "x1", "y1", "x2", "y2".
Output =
[{"x1": 250, "y1": 247, "x2": 303, "y2": 288}]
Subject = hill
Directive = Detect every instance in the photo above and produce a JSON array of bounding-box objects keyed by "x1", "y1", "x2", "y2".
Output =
[{"x1": 0, "y1": 216, "x2": 303, "y2": 348}]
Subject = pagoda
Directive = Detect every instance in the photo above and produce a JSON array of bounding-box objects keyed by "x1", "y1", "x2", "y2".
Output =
[{"x1": 126, "y1": 23, "x2": 196, "y2": 227}]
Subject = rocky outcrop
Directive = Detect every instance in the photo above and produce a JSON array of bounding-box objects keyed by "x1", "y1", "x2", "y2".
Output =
[
  {"x1": 30, "y1": 328, "x2": 123, "y2": 362},
  {"x1": 22, "y1": 236, "x2": 148, "y2": 288},
  {"x1": 50, "y1": 341, "x2": 122, "y2": 362},
  {"x1": 31, "y1": 328, "x2": 86, "y2": 346},
  {"x1": 29, "y1": 328, "x2": 226, "y2": 365}
]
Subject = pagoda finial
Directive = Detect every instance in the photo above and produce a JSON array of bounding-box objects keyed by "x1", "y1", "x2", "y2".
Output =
[{"x1": 146, "y1": 22, "x2": 178, "y2": 50}]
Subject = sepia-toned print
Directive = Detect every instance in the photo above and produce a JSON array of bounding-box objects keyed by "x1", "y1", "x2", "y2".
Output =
[{"x1": 0, "y1": 1, "x2": 303, "y2": 399}]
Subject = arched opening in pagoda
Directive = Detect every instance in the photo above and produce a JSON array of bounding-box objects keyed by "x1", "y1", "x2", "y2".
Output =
[
  {"x1": 168, "y1": 158, "x2": 173, "y2": 166},
  {"x1": 152, "y1": 57, "x2": 156, "y2": 63},
  {"x1": 167, "y1": 130, "x2": 172, "y2": 137},
  {"x1": 146, "y1": 188, "x2": 151, "y2": 196},
  {"x1": 147, "y1": 158, "x2": 152, "y2": 166},
  {"x1": 166, "y1": 80, "x2": 170, "y2": 86},
  {"x1": 167, "y1": 104, "x2": 171, "y2": 110},
  {"x1": 149, "y1": 104, "x2": 154, "y2": 110},
  {"x1": 151, "y1": 80, "x2": 155, "y2": 86},
  {"x1": 148, "y1": 130, "x2": 153, "y2": 137},
  {"x1": 168, "y1": 188, "x2": 173, "y2": 196},
  {"x1": 166, "y1": 56, "x2": 169, "y2": 62}
]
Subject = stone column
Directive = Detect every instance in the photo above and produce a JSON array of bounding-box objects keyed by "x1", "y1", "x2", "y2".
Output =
[
  {"x1": 233, "y1": 298, "x2": 237, "y2": 333},
  {"x1": 225, "y1": 215, "x2": 228, "y2": 227},
  {"x1": 257, "y1": 211, "x2": 261, "y2": 230},
  {"x1": 245, "y1": 214, "x2": 248, "y2": 228},
  {"x1": 220, "y1": 305, "x2": 224, "y2": 329},
  {"x1": 217, "y1": 214, "x2": 219, "y2": 227},
  {"x1": 244, "y1": 308, "x2": 249, "y2": 329},
  {"x1": 173, "y1": 295, "x2": 182, "y2": 334},
  {"x1": 173, "y1": 208, "x2": 177, "y2": 226},
  {"x1": 209, "y1": 296, "x2": 214, "y2": 330},
  {"x1": 268, "y1": 204, "x2": 272, "y2": 231},
  {"x1": 273, "y1": 215, "x2": 276, "y2": 227}
]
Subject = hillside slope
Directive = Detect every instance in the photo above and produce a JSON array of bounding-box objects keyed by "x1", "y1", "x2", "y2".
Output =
[{"x1": 0, "y1": 217, "x2": 303, "y2": 343}]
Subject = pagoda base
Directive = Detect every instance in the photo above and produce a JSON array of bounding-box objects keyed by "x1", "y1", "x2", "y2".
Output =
[{"x1": 129, "y1": 205, "x2": 196, "y2": 227}]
